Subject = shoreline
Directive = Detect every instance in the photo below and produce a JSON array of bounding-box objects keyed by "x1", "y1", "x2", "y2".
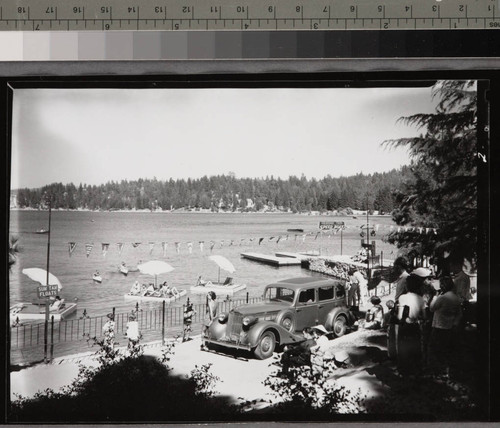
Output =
[{"x1": 9, "y1": 207, "x2": 392, "y2": 217}]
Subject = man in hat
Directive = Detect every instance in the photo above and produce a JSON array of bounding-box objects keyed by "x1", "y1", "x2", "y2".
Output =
[
  {"x1": 310, "y1": 325, "x2": 330, "y2": 375},
  {"x1": 363, "y1": 296, "x2": 384, "y2": 330}
]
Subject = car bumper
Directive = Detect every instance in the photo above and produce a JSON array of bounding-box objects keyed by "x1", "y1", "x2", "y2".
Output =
[{"x1": 204, "y1": 337, "x2": 252, "y2": 351}]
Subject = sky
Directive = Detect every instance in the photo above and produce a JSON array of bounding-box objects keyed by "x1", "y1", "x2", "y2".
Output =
[{"x1": 10, "y1": 86, "x2": 438, "y2": 189}]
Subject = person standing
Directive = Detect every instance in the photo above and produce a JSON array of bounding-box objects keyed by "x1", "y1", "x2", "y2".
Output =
[
  {"x1": 428, "y1": 276, "x2": 462, "y2": 375},
  {"x1": 102, "y1": 313, "x2": 116, "y2": 351},
  {"x1": 352, "y1": 268, "x2": 368, "y2": 308},
  {"x1": 396, "y1": 275, "x2": 426, "y2": 376},
  {"x1": 450, "y1": 258, "x2": 471, "y2": 303},
  {"x1": 201, "y1": 291, "x2": 218, "y2": 350},
  {"x1": 126, "y1": 314, "x2": 140, "y2": 351},
  {"x1": 450, "y1": 257, "x2": 471, "y2": 329},
  {"x1": 183, "y1": 302, "x2": 196, "y2": 342},
  {"x1": 347, "y1": 268, "x2": 360, "y2": 311},
  {"x1": 393, "y1": 257, "x2": 410, "y2": 302}
]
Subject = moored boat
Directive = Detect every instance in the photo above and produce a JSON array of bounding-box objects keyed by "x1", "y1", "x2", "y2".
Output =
[
  {"x1": 287, "y1": 228, "x2": 304, "y2": 232},
  {"x1": 119, "y1": 264, "x2": 129, "y2": 276},
  {"x1": 10, "y1": 302, "x2": 78, "y2": 323},
  {"x1": 190, "y1": 282, "x2": 247, "y2": 295},
  {"x1": 93, "y1": 274, "x2": 102, "y2": 283},
  {"x1": 124, "y1": 289, "x2": 187, "y2": 303},
  {"x1": 35, "y1": 229, "x2": 49, "y2": 234}
]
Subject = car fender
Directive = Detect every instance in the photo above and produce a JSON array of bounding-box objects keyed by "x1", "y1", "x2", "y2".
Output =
[
  {"x1": 275, "y1": 309, "x2": 297, "y2": 332},
  {"x1": 325, "y1": 307, "x2": 352, "y2": 331},
  {"x1": 246, "y1": 320, "x2": 303, "y2": 348}
]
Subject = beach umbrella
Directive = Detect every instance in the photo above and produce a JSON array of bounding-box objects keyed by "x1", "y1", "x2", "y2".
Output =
[
  {"x1": 208, "y1": 255, "x2": 235, "y2": 284},
  {"x1": 137, "y1": 260, "x2": 174, "y2": 287},
  {"x1": 22, "y1": 268, "x2": 62, "y2": 291}
]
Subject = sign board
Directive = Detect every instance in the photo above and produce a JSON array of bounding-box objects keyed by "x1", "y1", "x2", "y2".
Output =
[
  {"x1": 319, "y1": 221, "x2": 345, "y2": 230},
  {"x1": 38, "y1": 285, "x2": 59, "y2": 298}
]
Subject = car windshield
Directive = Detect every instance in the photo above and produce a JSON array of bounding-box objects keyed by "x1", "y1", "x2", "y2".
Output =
[{"x1": 264, "y1": 287, "x2": 295, "y2": 302}]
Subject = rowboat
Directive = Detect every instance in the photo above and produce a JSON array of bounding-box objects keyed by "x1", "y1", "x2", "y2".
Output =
[
  {"x1": 287, "y1": 228, "x2": 304, "y2": 232},
  {"x1": 10, "y1": 302, "x2": 77, "y2": 322},
  {"x1": 124, "y1": 289, "x2": 187, "y2": 303},
  {"x1": 190, "y1": 282, "x2": 247, "y2": 295},
  {"x1": 119, "y1": 265, "x2": 129, "y2": 276},
  {"x1": 93, "y1": 274, "x2": 102, "y2": 283},
  {"x1": 35, "y1": 229, "x2": 49, "y2": 234}
]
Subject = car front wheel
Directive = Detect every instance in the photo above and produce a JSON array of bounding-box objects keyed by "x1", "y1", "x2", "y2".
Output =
[
  {"x1": 254, "y1": 331, "x2": 276, "y2": 360},
  {"x1": 333, "y1": 315, "x2": 347, "y2": 337}
]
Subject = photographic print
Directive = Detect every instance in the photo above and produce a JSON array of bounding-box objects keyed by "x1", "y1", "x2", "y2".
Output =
[{"x1": 7, "y1": 79, "x2": 485, "y2": 422}]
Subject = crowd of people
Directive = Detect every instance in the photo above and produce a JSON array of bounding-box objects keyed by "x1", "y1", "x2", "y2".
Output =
[
  {"x1": 387, "y1": 255, "x2": 474, "y2": 378},
  {"x1": 129, "y1": 280, "x2": 180, "y2": 298}
]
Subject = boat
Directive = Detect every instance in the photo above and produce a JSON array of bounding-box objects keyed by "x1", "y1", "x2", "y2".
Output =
[
  {"x1": 119, "y1": 265, "x2": 129, "y2": 276},
  {"x1": 190, "y1": 282, "x2": 247, "y2": 295},
  {"x1": 10, "y1": 302, "x2": 78, "y2": 322},
  {"x1": 287, "y1": 228, "x2": 304, "y2": 232},
  {"x1": 124, "y1": 289, "x2": 187, "y2": 303},
  {"x1": 35, "y1": 229, "x2": 49, "y2": 234},
  {"x1": 92, "y1": 274, "x2": 102, "y2": 283}
]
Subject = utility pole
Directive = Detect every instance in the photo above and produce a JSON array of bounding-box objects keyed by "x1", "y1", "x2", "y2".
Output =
[{"x1": 44, "y1": 194, "x2": 52, "y2": 363}]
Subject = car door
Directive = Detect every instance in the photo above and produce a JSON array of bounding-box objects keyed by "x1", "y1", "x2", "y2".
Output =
[
  {"x1": 317, "y1": 284, "x2": 335, "y2": 324},
  {"x1": 294, "y1": 287, "x2": 318, "y2": 331}
]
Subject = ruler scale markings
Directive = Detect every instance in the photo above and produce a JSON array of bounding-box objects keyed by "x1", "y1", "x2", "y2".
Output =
[{"x1": 0, "y1": 0, "x2": 498, "y2": 30}]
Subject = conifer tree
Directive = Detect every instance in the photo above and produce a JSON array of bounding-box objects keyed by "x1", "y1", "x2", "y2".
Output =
[{"x1": 384, "y1": 80, "x2": 477, "y2": 261}]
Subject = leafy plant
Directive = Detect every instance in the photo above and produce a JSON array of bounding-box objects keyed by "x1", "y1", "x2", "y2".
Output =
[
  {"x1": 190, "y1": 363, "x2": 221, "y2": 398},
  {"x1": 263, "y1": 363, "x2": 365, "y2": 415}
]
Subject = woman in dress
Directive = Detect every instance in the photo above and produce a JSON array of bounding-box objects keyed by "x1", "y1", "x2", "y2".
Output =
[{"x1": 201, "y1": 291, "x2": 217, "y2": 350}]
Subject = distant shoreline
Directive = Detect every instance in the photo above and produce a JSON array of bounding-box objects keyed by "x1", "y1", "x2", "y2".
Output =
[{"x1": 10, "y1": 207, "x2": 392, "y2": 217}]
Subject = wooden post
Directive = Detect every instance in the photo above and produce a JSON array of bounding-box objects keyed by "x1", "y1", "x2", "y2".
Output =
[
  {"x1": 340, "y1": 228, "x2": 343, "y2": 255},
  {"x1": 161, "y1": 300, "x2": 165, "y2": 346},
  {"x1": 246, "y1": 292, "x2": 249, "y2": 303},
  {"x1": 50, "y1": 315, "x2": 55, "y2": 362}
]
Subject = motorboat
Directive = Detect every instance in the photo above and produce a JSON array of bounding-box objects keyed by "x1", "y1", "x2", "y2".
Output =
[
  {"x1": 124, "y1": 289, "x2": 187, "y2": 303},
  {"x1": 10, "y1": 301, "x2": 77, "y2": 323},
  {"x1": 190, "y1": 280, "x2": 247, "y2": 295}
]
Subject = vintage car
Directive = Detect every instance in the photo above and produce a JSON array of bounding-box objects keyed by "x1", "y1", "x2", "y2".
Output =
[{"x1": 203, "y1": 276, "x2": 354, "y2": 359}]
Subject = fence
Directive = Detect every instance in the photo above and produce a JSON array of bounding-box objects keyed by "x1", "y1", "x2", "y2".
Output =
[{"x1": 10, "y1": 294, "x2": 263, "y2": 366}]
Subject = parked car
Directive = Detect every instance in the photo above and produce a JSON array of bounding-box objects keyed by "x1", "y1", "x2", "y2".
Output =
[{"x1": 203, "y1": 276, "x2": 355, "y2": 359}]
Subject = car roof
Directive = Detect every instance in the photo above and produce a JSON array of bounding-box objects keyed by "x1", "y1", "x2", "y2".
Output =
[{"x1": 266, "y1": 276, "x2": 342, "y2": 290}]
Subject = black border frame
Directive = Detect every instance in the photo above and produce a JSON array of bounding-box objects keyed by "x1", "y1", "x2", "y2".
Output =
[{"x1": 1, "y1": 70, "x2": 497, "y2": 423}]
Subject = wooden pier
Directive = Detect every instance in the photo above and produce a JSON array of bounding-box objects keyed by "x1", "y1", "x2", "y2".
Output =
[{"x1": 240, "y1": 252, "x2": 302, "y2": 266}]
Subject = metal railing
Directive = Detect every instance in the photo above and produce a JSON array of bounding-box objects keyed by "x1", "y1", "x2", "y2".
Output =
[{"x1": 10, "y1": 294, "x2": 264, "y2": 365}]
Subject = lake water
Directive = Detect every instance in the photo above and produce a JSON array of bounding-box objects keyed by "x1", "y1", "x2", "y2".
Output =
[{"x1": 9, "y1": 211, "x2": 397, "y2": 319}]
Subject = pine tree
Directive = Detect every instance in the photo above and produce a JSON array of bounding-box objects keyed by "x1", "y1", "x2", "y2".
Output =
[{"x1": 383, "y1": 80, "x2": 477, "y2": 261}]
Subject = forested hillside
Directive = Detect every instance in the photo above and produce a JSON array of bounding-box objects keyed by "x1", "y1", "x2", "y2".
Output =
[{"x1": 14, "y1": 168, "x2": 410, "y2": 213}]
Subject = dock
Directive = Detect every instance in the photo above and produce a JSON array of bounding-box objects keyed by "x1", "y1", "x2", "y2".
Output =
[
  {"x1": 274, "y1": 251, "x2": 320, "y2": 261},
  {"x1": 241, "y1": 252, "x2": 302, "y2": 266}
]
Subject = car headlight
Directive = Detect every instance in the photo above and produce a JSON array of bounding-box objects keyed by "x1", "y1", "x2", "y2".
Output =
[
  {"x1": 242, "y1": 316, "x2": 257, "y2": 328},
  {"x1": 218, "y1": 313, "x2": 228, "y2": 323}
]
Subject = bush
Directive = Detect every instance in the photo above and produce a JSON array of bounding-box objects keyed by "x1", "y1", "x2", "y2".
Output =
[{"x1": 9, "y1": 340, "x2": 234, "y2": 422}]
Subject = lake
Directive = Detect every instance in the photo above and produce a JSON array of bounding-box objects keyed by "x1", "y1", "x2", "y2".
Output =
[{"x1": 9, "y1": 210, "x2": 397, "y2": 319}]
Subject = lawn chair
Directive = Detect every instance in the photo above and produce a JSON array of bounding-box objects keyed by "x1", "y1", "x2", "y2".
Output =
[{"x1": 222, "y1": 277, "x2": 233, "y2": 286}]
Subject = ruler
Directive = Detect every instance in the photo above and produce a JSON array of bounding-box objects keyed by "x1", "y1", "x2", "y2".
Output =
[{"x1": 0, "y1": 0, "x2": 498, "y2": 31}]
